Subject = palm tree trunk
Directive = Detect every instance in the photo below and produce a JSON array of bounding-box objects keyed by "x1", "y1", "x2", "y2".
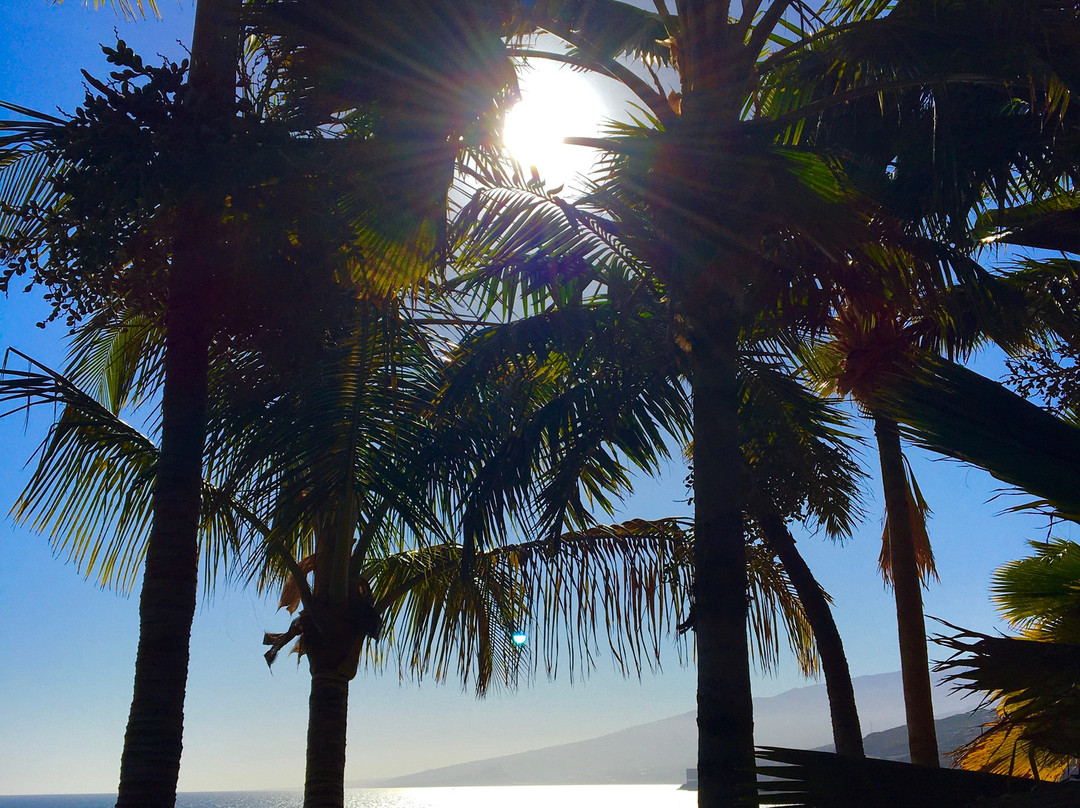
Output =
[
  {"x1": 874, "y1": 413, "x2": 939, "y2": 767},
  {"x1": 304, "y1": 670, "x2": 351, "y2": 808},
  {"x1": 115, "y1": 291, "x2": 209, "y2": 807},
  {"x1": 115, "y1": 2, "x2": 239, "y2": 805},
  {"x1": 758, "y1": 510, "x2": 864, "y2": 757},
  {"x1": 691, "y1": 328, "x2": 757, "y2": 808}
]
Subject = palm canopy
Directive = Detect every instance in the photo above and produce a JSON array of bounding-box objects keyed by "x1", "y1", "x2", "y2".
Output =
[
  {"x1": 0, "y1": 313, "x2": 811, "y2": 687},
  {"x1": 445, "y1": 152, "x2": 875, "y2": 683},
  {"x1": 491, "y1": 3, "x2": 1079, "y2": 797}
]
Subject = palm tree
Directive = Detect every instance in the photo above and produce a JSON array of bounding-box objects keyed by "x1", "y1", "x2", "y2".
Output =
[
  {"x1": 110, "y1": 5, "x2": 239, "y2": 803},
  {"x1": 1, "y1": 3, "x2": 520, "y2": 804},
  {"x1": 0, "y1": 323, "x2": 815, "y2": 808},
  {"x1": 502, "y1": 1, "x2": 1078, "y2": 801},
  {"x1": 498, "y1": 4, "x2": 990, "y2": 800},
  {"x1": 804, "y1": 302, "x2": 946, "y2": 766},
  {"x1": 449, "y1": 157, "x2": 871, "y2": 757},
  {"x1": 759, "y1": 0, "x2": 1080, "y2": 769}
]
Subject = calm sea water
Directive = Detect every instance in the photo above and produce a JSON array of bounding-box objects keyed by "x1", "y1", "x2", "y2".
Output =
[{"x1": 0, "y1": 785, "x2": 699, "y2": 808}]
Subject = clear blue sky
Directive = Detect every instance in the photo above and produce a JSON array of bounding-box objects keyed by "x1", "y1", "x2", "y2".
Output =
[{"x1": 0, "y1": 0, "x2": 1056, "y2": 796}]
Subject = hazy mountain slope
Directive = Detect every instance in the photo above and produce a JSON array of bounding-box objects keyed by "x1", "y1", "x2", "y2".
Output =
[
  {"x1": 853, "y1": 709, "x2": 994, "y2": 764},
  {"x1": 357, "y1": 671, "x2": 979, "y2": 787}
]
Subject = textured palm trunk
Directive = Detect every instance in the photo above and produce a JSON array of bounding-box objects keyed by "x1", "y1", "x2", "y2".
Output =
[
  {"x1": 115, "y1": 2, "x2": 239, "y2": 805},
  {"x1": 115, "y1": 227, "x2": 212, "y2": 808},
  {"x1": 300, "y1": 597, "x2": 373, "y2": 808},
  {"x1": 758, "y1": 510, "x2": 864, "y2": 757},
  {"x1": 874, "y1": 414, "x2": 939, "y2": 767},
  {"x1": 304, "y1": 671, "x2": 351, "y2": 808},
  {"x1": 691, "y1": 328, "x2": 757, "y2": 808}
]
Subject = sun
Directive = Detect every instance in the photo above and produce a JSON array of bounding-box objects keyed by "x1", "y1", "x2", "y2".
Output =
[{"x1": 502, "y1": 63, "x2": 607, "y2": 190}]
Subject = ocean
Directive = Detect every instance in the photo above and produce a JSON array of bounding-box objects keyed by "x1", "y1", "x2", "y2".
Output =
[{"x1": 0, "y1": 785, "x2": 699, "y2": 808}]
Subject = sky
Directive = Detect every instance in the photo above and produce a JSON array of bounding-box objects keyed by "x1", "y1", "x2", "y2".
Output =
[{"x1": 0, "y1": 0, "x2": 1064, "y2": 797}]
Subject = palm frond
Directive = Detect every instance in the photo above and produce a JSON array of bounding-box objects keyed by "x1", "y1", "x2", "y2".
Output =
[
  {"x1": 993, "y1": 539, "x2": 1080, "y2": 644},
  {"x1": 755, "y1": 744, "x2": 1071, "y2": 808},
  {"x1": 975, "y1": 193, "x2": 1080, "y2": 255},
  {"x1": 745, "y1": 539, "x2": 819, "y2": 677},
  {"x1": 82, "y1": 0, "x2": 161, "y2": 20},
  {"x1": 369, "y1": 518, "x2": 692, "y2": 691},
  {"x1": 936, "y1": 624, "x2": 1080, "y2": 770},
  {"x1": 0, "y1": 350, "x2": 248, "y2": 593},
  {"x1": 877, "y1": 355, "x2": 1080, "y2": 520}
]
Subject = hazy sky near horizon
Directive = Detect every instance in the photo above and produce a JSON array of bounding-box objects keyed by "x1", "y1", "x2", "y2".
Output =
[{"x1": 0, "y1": 0, "x2": 1062, "y2": 797}]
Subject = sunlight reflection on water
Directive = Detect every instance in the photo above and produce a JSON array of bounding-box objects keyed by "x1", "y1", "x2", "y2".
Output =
[{"x1": 346, "y1": 785, "x2": 697, "y2": 808}]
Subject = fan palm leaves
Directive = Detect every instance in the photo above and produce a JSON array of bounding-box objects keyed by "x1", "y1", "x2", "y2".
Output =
[{"x1": 937, "y1": 539, "x2": 1080, "y2": 780}]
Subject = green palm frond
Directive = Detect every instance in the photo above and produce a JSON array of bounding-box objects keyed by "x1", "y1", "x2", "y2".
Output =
[
  {"x1": 877, "y1": 354, "x2": 1080, "y2": 520},
  {"x1": 208, "y1": 306, "x2": 450, "y2": 561},
  {"x1": 0, "y1": 350, "x2": 248, "y2": 593},
  {"x1": 1, "y1": 358, "x2": 157, "y2": 592},
  {"x1": 437, "y1": 298, "x2": 690, "y2": 560},
  {"x1": 992, "y1": 539, "x2": 1080, "y2": 644},
  {"x1": 450, "y1": 168, "x2": 648, "y2": 319},
  {"x1": 367, "y1": 516, "x2": 819, "y2": 691},
  {"x1": 937, "y1": 624, "x2": 1080, "y2": 768},
  {"x1": 745, "y1": 539, "x2": 819, "y2": 677},
  {"x1": 0, "y1": 149, "x2": 63, "y2": 241},
  {"x1": 79, "y1": 0, "x2": 160, "y2": 20},
  {"x1": 975, "y1": 194, "x2": 1080, "y2": 255},
  {"x1": 369, "y1": 518, "x2": 693, "y2": 691},
  {"x1": 739, "y1": 350, "x2": 865, "y2": 538},
  {"x1": 63, "y1": 311, "x2": 164, "y2": 415},
  {"x1": 0, "y1": 103, "x2": 66, "y2": 249}
]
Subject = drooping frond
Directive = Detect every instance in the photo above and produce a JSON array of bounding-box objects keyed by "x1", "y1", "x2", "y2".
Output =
[
  {"x1": 877, "y1": 355, "x2": 1080, "y2": 520},
  {"x1": 937, "y1": 625, "x2": 1080, "y2": 778},
  {"x1": 0, "y1": 351, "x2": 243, "y2": 592},
  {"x1": 745, "y1": 538, "x2": 819, "y2": 677},
  {"x1": 81, "y1": 0, "x2": 161, "y2": 21},
  {"x1": 369, "y1": 518, "x2": 693, "y2": 692},
  {"x1": 877, "y1": 455, "x2": 937, "y2": 586}
]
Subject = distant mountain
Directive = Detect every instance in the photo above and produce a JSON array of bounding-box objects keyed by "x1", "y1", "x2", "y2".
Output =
[
  {"x1": 828, "y1": 709, "x2": 995, "y2": 764},
  {"x1": 356, "y1": 671, "x2": 984, "y2": 787}
]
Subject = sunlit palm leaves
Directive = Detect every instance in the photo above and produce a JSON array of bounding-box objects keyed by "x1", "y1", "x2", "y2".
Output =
[
  {"x1": 0, "y1": 350, "x2": 241, "y2": 593},
  {"x1": 936, "y1": 540, "x2": 1080, "y2": 779},
  {"x1": 76, "y1": 0, "x2": 160, "y2": 20}
]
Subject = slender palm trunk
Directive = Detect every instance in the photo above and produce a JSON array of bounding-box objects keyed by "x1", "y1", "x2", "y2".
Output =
[
  {"x1": 691, "y1": 328, "x2": 757, "y2": 808},
  {"x1": 304, "y1": 671, "x2": 351, "y2": 808},
  {"x1": 758, "y1": 510, "x2": 864, "y2": 757},
  {"x1": 115, "y1": 283, "x2": 209, "y2": 807},
  {"x1": 874, "y1": 414, "x2": 939, "y2": 767},
  {"x1": 115, "y1": 2, "x2": 239, "y2": 805}
]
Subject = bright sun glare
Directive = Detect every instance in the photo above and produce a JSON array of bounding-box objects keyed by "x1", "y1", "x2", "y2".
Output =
[{"x1": 503, "y1": 63, "x2": 607, "y2": 191}]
